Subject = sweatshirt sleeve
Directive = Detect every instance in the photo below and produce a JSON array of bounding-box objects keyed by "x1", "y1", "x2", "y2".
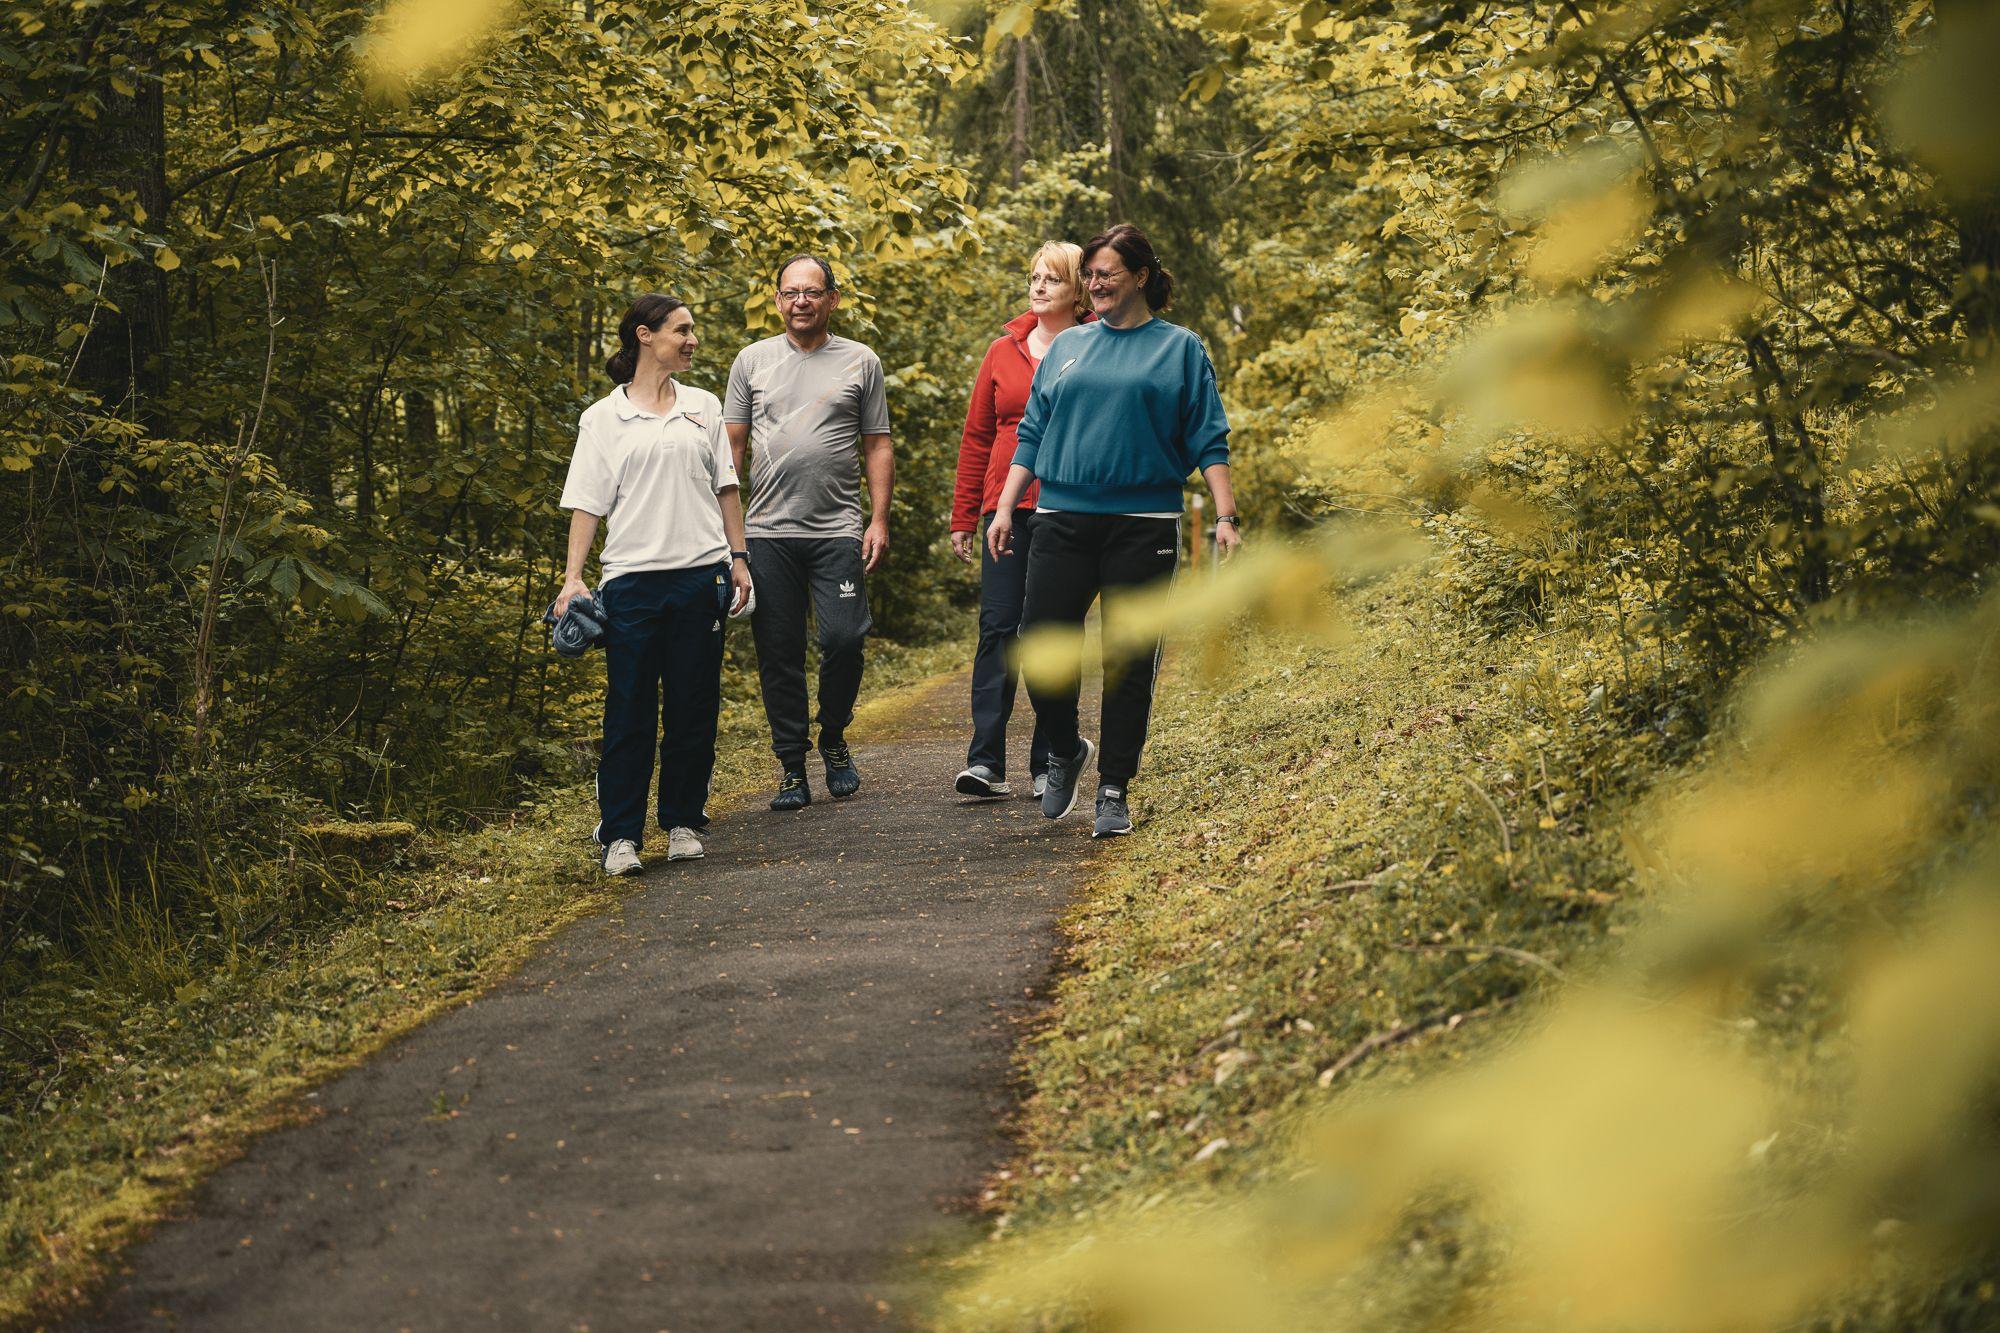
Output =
[
  {"x1": 1182, "y1": 336, "x2": 1231, "y2": 471},
  {"x1": 1011, "y1": 351, "x2": 1056, "y2": 478},
  {"x1": 951, "y1": 342, "x2": 1001, "y2": 532}
]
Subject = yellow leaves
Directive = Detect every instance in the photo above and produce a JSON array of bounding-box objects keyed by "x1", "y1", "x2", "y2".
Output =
[
  {"x1": 1640, "y1": 268, "x2": 1763, "y2": 352},
  {"x1": 1500, "y1": 150, "x2": 1652, "y2": 289},
  {"x1": 245, "y1": 27, "x2": 280, "y2": 55},
  {"x1": 1521, "y1": 176, "x2": 1650, "y2": 289},
  {"x1": 1868, "y1": 366, "x2": 2000, "y2": 461},
  {"x1": 153, "y1": 247, "x2": 181, "y2": 272},
  {"x1": 983, "y1": 0, "x2": 1035, "y2": 54},
  {"x1": 1447, "y1": 305, "x2": 1630, "y2": 444},
  {"x1": 362, "y1": 0, "x2": 516, "y2": 93}
]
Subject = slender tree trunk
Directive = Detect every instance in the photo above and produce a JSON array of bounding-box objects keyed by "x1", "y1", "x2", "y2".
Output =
[
  {"x1": 1746, "y1": 333, "x2": 1829, "y2": 609},
  {"x1": 70, "y1": 42, "x2": 169, "y2": 426},
  {"x1": 1010, "y1": 37, "x2": 1031, "y2": 186},
  {"x1": 1938, "y1": 0, "x2": 2000, "y2": 353}
]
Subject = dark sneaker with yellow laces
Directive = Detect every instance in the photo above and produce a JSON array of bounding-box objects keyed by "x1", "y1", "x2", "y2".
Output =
[
  {"x1": 1092, "y1": 784, "x2": 1133, "y2": 838},
  {"x1": 1040, "y1": 737, "x2": 1096, "y2": 820},
  {"x1": 821, "y1": 740, "x2": 861, "y2": 799},
  {"x1": 769, "y1": 765, "x2": 811, "y2": 812}
]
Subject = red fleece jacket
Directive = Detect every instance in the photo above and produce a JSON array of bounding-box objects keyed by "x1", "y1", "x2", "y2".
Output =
[{"x1": 951, "y1": 310, "x2": 1093, "y2": 532}]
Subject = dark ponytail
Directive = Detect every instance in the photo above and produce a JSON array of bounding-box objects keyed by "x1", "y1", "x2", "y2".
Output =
[
  {"x1": 606, "y1": 292, "x2": 688, "y2": 385},
  {"x1": 1082, "y1": 223, "x2": 1175, "y2": 311}
]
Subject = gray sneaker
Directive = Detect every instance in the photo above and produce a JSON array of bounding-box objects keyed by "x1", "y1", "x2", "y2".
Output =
[
  {"x1": 603, "y1": 838, "x2": 643, "y2": 875},
  {"x1": 1040, "y1": 738, "x2": 1096, "y2": 820},
  {"x1": 666, "y1": 826, "x2": 704, "y2": 860},
  {"x1": 1030, "y1": 773, "x2": 1048, "y2": 801},
  {"x1": 1092, "y1": 785, "x2": 1133, "y2": 838},
  {"x1": 955, "y1": 764, "x2": 1012, "y2": 798}
]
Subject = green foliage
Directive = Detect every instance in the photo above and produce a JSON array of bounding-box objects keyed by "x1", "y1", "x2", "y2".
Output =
[{"x1": 0, "y1": 0, "x2": 980, "y2": 954}]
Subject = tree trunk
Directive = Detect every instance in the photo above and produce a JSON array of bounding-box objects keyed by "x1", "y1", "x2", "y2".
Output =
[
  {"x1": 1010, "y1": 37, "x2": 1031, "y2": 186},
  {"x1": 70, "y1": 42, "x2": 169, "y2": 427},
  {"x1": 1938, "y1": 0, "x2": 2000, "y2": 353}
]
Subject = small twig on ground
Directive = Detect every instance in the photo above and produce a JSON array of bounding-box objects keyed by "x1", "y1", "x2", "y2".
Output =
[
  {"x1": 1389, "y1": 941, "x2": 1566, "y2": 978},
  {"x1": 1316, "y1": 996, "x2": 1518, "y2": 1088},
  {"x1": 1143, "y1": 863, "x2": 1405, "y2": 995},
  {"x1": 1462, "y1": 775, "x2": 1512, "y2": 861}
]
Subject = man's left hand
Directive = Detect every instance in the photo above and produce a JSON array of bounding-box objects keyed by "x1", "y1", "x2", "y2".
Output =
[
  {"x1": 730, "y1": 563, "x2": 754, "y2": 615},
  {"x1": 862, "y1": 520, "x2": 890, "y2": 573},
  {"x1": 1215, "y1": 522, "x2": 1244, "y2": 560}
]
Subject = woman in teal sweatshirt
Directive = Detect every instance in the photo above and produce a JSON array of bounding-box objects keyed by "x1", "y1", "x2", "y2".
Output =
[{"x1": 986, "y1": 223, "x2": 1243, "y2": 838}]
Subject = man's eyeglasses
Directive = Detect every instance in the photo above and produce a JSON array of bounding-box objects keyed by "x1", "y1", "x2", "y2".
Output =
[
  {"x1": 1079, "y1": 267, "x2": 1130, "y2": 283},
  {"x1": 778, "y1": 287, "x2": 828, "y2": 304}
]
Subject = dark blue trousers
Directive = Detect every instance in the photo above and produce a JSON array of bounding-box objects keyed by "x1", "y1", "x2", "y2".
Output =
[
  {"x1": 598, "y1": 565, "x2": 730, "y2": 846},
  {"x1": 967, "y1": 509, "x2": 1047, "y2": 780}
]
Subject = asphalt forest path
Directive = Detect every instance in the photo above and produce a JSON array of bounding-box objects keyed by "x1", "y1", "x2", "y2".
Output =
[{"x1": 76, "y1": 675, "x2": 1096, "y2": 1332}]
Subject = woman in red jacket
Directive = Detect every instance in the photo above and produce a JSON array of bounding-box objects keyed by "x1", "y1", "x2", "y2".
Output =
[{"x1": 948, "y1": 242, "x2": 1090, "y2": 799}]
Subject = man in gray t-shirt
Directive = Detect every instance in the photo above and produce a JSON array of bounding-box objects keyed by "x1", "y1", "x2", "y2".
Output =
[{"x1": 725, "y1": 254, "x2": 894, "y2": 811}]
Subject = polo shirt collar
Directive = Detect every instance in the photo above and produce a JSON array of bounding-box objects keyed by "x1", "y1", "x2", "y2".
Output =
[{"x1": 613, "y1": 382, "x2": 684, "y2": 422}]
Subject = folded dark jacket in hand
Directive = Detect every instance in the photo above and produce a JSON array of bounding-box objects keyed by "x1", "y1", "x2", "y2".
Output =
[{"x1": 544, "y1": 592, "x2": 607, "y2": 657}]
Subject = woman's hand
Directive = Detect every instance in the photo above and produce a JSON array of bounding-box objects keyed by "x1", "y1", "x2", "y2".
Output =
[
  {"x1": 730, "y1": 562, "x2": 754, "y2": 615},
  {"x1": 1214, "y1": 521, "x2": 1243, "y2": 560},
  {"x1": 555, "y1": 575, "x2": 590, "y2": 616},
  {"x1": 949, "y1": 530, "x2": 977, "y2": 564},
  {"x1": 986, "y1": 510, "x2": 1015, "y2": 562}
]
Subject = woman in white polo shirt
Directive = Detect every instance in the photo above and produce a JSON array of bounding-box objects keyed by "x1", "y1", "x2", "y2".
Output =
[{"x1": 557, "y1": 293, "x2": 754, "y2": 876}]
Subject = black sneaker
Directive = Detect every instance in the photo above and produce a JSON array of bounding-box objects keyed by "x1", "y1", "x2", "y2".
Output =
[
  {"x1": 1040, "y1": 737, "x2": 1096, "y2": 820},
  {"x1": 1092, "y1": 784, "x2": 1133, "y2": 838},
  {"x1": 954, "y1": 764, "x2": 1012, "y2": 798},
  {"x1": 769, "y1": 766, "x2": 811, "y2": 811},
  {"x1": 821, "y1": 740, "x2": 861, "y2": 799}
]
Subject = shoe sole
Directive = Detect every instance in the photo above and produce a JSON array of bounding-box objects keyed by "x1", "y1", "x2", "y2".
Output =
[
  {"x1": 605, "y1": 862, "x2": 644, "y2": 876},
  {"x1": 1045, "y1": 740, "x2": 1095, "y2": 820},
  {"x1": 1091, "y1": 824, "x2": 1133, "y2": 839},
  {"x1": 667, "y1": 849, "x2": 705, "y2": 861},
  {"x1": 954, "y1": 772, "x2": 1011, "y2": 798}
]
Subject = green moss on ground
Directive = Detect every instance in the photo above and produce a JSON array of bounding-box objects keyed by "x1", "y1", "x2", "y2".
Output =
[{"x1": 0, "y1": 628, "x2": 971, "y2": 1328}]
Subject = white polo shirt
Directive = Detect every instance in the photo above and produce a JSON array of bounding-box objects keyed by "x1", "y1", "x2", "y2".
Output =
[{"x1": 559, "y1": 383, "x2": 739, "y2": 585}]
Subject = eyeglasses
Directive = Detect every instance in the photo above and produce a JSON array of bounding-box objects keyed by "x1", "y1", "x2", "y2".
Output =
[
  {"x1": 1079, "y1": 266, "x2": 1131, "y2": 283},
  {"x1": 1028, "y1": 273, "x2": 1068, "y2": 290},
  {"x1": 778, "y1": 287, "x2": 828, "y2": 304}
]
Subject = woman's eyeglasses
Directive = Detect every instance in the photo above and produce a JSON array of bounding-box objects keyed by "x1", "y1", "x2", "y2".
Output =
[
  {"x1": 1027, "y1": 273, "x2": 1068, "y2": 290},
  {"x1": 1079, "y1": 266, "x2": 1131, "y2": 283}
]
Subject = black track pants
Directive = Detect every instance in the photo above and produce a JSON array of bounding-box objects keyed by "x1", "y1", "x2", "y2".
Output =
[
  {"x1": 747, "y1": 536, "x2": 872, "y2": 768},
  {"x1": 966, "y1": 510, "x2": 1047, "y2": 780},
  {"x1": 1020, "y1": 511, "x2": 1179, "y2": 787}
]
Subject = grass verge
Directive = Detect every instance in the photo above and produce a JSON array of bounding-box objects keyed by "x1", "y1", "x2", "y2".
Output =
[
  {"x1": 924, "y1": 572, "x2": 1642, "y2": 1327},
  {"x1": 0, "y1": 623, "x2": 971, "y2": 1328}
]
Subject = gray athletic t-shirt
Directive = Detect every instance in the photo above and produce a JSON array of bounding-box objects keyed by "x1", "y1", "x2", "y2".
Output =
[{"x1": 724, "y1": 333, "x2": 891, "y2": 539}]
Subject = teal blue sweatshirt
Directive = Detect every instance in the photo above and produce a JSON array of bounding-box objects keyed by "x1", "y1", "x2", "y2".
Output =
[{"x1": 1010, "y1": 317, "x2": 1231, "y2": 514}]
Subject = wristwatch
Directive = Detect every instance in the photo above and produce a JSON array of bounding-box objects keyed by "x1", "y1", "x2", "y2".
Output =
[
  {"x1": 731, "y1": 550, "x2": 750, "y2": 562},
  {"x1": 1215, "y1": 515, "x2": 1242, "y2": 528}
]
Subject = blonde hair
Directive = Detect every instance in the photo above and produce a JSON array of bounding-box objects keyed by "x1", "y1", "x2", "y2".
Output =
[{"x1": 1030, "y1": 241, "x2": 1089, "y2": 319}]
